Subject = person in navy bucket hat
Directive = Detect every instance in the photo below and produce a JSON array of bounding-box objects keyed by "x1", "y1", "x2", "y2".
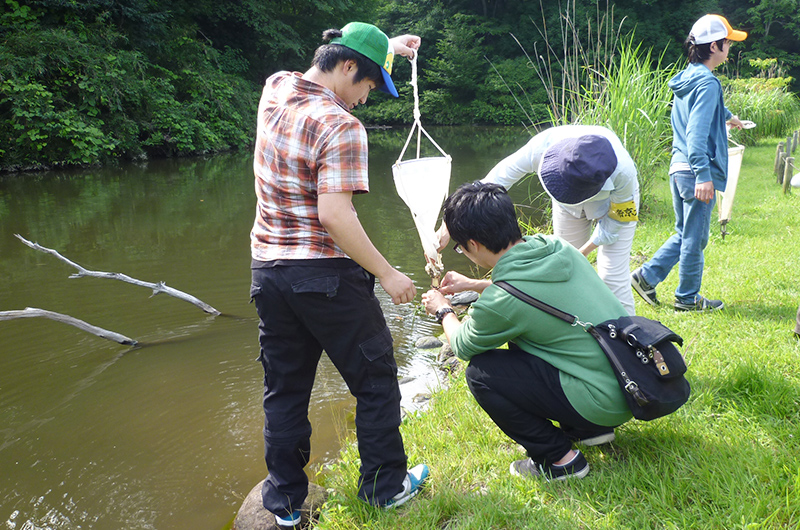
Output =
[
  {"x1": 435, "y1": 125, "x2": 640, "y2": 316},
  {"x1": 538, "y1": 135, "x2": 618, "y2": 205}
]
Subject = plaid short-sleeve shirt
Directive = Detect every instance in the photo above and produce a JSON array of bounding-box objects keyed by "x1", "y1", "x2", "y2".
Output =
[{"x1": 250, "y1": 71, "x2": 370, "y2": 261}]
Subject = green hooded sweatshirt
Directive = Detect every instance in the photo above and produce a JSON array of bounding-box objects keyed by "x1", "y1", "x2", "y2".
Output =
[{"x1": 450, "y1": 234, "x2": 633, "y2": 426}]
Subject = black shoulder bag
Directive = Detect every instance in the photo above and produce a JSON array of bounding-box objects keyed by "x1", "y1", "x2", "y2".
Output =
[{"x1": 495, "y1": 280, "x2": 691, "y2": 421}]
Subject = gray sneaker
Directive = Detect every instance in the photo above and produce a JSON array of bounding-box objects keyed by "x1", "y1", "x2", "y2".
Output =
[
  {"x1": 674, "y1": 296, "x2": 724, "y2": 312},
  {"x1": 631, "y1": 268, "x2": 659, "y2": 306},
  {"x1": 509, "y1": 451, "x2": 589, "y2": 482}
]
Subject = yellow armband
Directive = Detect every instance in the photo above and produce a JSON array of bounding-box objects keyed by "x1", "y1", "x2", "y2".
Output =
[{"x1": 608, "y1": 200, "x2": 638, "y2": 222}]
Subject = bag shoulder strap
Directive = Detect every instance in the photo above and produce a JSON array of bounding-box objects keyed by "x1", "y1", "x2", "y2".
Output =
[
  {"x1": 494, "y1": 280, "x2": 578, "y2": 326},
  {"x1": 495, "y1": 281, "x2": 655, "y2": 406},
  {"x1": 495, "y1": 280, "x2": 647, "y2": 402}
]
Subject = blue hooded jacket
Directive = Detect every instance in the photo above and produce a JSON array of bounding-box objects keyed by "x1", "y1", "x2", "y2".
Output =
[{"x1": 668, "y1": 62, "x2": 733, "y2": 192}]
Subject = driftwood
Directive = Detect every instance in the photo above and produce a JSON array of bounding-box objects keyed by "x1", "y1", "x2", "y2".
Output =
[
  {"x1": 0, "y1": 307, "x2": 137, "y2": 345},
  {"x1": 15, "y1": 234, "x2": 221, "y2": 315}
]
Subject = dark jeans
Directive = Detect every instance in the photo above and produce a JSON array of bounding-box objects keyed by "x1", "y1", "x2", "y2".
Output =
[
  {"x1": 250, "y1": 260, "x2": 407, "y2": 516},
  {"x1": 465, "y1": 346, "x2": 612, "y2": 465}
]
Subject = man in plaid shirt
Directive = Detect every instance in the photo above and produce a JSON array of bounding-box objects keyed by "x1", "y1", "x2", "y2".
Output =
[{"x1": 249, "y1": 22, "x2": 427, "y2": 527}]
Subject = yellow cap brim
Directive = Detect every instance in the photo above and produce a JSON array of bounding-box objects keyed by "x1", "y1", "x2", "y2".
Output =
[{"x1": 728, "y1": 29, "x2": 747, "y2": 41}]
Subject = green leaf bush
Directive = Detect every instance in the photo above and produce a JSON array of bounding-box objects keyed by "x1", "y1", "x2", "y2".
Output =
[{"x1": 0, "y1": 16, "x2": 256, "y2": 171}]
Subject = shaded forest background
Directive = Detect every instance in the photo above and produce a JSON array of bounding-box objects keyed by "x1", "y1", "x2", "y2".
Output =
[{"x1": 1, "y1": 0, "x2": 799, "y2": 171}]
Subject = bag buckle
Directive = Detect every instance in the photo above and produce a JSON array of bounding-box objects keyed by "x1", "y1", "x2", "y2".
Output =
[
  {"x1": 650, "y1": 345, "x2": 670, "y2": 375},
  {"x1": 623, "y1": 380, "x2": 650, "y2": 406}
]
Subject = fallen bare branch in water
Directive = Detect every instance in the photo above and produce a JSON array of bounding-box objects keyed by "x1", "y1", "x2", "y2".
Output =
[
  {"x1": 0, "y1": 307, "x2": 138, "y2": 345},
  {"x1": 15, "y1": 234, "x2": 221, "y2": 315}
]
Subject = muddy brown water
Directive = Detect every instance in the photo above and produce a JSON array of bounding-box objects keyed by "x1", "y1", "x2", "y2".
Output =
[{"x1": 0, "y1": 126, "x2": 544, "y2": 529}]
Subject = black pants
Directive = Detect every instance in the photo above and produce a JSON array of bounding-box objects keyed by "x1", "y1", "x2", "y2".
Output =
[
  {"x1": 250, "y1": 260, "x2": 407, "y2": 516},
  {"x1": 465, "y1": 346, "x2": 610, "y2": 465}
]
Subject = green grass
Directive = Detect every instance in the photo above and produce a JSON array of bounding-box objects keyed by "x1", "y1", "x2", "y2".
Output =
[{"x1": 314, "y1": 138, "x2": 800, "y2": 529}]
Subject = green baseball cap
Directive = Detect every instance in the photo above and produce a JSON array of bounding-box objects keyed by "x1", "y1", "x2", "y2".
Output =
[{"x1": 331, "y1": 22, "x2": 398, "y2": 97}]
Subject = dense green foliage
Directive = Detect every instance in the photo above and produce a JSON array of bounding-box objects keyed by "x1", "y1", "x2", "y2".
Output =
[
  {"x1": 0, "y1": 0, "x2": 377, "y2": 170},
  {"x1": 356, "y1": 0, "x2": 800, "y2": 127},
  {"x1": 2, "y1": 0, "x2": 800, "y2": 171}
]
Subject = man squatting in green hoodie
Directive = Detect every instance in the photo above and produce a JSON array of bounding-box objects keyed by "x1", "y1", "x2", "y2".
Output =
[{"x1": 422, "y1": 181, "x2": 633, "y2": 481}]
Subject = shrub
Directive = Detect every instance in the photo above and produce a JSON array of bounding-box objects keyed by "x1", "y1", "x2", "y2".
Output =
[
  {"x1": 721, "y1": 58, "x2": 800, "y2": 144},
  {"x1": 0, "y1": 17, "x2": 256, "y2": 171}
]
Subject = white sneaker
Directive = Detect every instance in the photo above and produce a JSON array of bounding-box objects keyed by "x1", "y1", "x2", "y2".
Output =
[
  {"x1": 274, "y1": 509, "x2": 301, "y2": 528},
  {"x1": 382, "y1": 464, "x2": 429, "y2": 508}
]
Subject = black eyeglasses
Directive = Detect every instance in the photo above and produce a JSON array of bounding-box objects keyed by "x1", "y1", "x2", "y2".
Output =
[{"x1": 453, "y1": 243, "x2": 463, "y2": 254}]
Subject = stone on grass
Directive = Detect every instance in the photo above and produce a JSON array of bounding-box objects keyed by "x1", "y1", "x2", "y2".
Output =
[
  {"x1": 440, "y1": 356, "x2": 462, "y2": 374},
  {"x1": 233, "y1": 480, "x2": 327, "y2": 530},
  {"x1": 437, "y1": 342, "x2": 453, "y2": 362}
]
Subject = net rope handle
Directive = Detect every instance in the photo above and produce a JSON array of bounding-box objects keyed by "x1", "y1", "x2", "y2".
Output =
[{"x1": 396, "y1": 51, "x2": 449, "y2": 163}]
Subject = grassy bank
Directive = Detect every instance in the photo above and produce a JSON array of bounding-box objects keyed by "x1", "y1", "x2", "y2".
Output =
[{"x1": 316, "y1": 138, "x2": 800, "y2": 529}]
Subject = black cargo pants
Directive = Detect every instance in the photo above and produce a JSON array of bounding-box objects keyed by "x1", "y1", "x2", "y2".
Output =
[{"x1": 250, "y1": 259, "x2": 407, "y2": 518}]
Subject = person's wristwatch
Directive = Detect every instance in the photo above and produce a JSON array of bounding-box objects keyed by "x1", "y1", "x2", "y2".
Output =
[{"x1": 435, "y1": 306, "x2": 455, "y2": 323}]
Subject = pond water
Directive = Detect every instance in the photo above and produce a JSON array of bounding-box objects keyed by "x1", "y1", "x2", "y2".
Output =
[{"x1": 0, "y1": 126, "x2": 545, "y2": 530}]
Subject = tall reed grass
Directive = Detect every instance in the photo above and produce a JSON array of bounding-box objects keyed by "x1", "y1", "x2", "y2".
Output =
[
  {"x1": 569, "y1": 36, "x2": 678, "y2": 198},
  {"x1": 514, "y1": 0, "x2": 678, "y2": 199},
  {"x1": 724, "y1": 80, "x2": 800, "y2": 145}
]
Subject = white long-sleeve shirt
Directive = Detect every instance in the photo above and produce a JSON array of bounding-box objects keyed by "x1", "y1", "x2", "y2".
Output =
[{"x1": 483, "y1": 125, "x2": 639, "y2": 246}]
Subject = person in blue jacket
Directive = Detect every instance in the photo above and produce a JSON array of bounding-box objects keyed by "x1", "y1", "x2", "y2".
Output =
[{"x1": 632, "y1": 14, "x2": 746, "y2": 311}]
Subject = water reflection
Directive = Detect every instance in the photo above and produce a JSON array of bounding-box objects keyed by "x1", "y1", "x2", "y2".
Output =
[{"x1": 0, "y1": 126, "x2": 544, "y2": 530}]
